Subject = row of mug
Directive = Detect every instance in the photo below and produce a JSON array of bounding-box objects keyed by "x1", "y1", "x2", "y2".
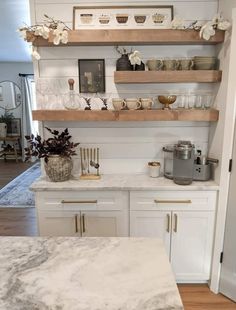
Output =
[
  {"x1": 112, "y1": 98, "x2": 153, "y2": 110},
  {"x1": 147, "y1": 58, "x2": 195, "y2": 71},
  {"x1": 112, "y1": 94, "x2": 214, "y2": 110}
]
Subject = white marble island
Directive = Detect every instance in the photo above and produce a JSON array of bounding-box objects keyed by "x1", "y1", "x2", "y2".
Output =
[{"x1": 0, "y1": 237, "x2": 183, "y2": 310}]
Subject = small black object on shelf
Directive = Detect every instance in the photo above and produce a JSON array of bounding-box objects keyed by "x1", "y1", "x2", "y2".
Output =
[
  {"x1": 116, "y1": 54, "x2": 133, "y2": 71},
  {"x1": 84, "y1": 97, "x2": 91, "y2": 110},
  {"x1": 135, "y1": 61, "x2": 145, "y2": 71}
]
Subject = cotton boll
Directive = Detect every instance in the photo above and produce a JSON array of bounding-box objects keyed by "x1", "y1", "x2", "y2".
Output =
[{"x1": 218, "y1": 20, "x2": 231, "y2": 31}]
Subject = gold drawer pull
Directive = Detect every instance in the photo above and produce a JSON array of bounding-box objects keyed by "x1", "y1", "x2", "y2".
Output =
[
  {"x1": 154, "y1": 199, "x2": 192, "y2": 204},
  {"x1": 75, "y1": 214, "x2": 78, "y2": 233},
  {"x1": 61, "y1": 200, "x2": 97, "y2": 204},
  {"x1": 81, "y1": 214, "x2": 86, "y2": 233},
  {"x1": 166, "y1": 214, "x2": 171, "y2": 233},
  {"x1": 173, "y1": 214, "x2": 178, "y2": 233}
]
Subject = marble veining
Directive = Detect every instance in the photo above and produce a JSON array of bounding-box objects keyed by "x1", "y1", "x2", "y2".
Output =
[
  {"x1": 31, "y1": 174, "x2": 219, "y2": 191},
  {"x1": 0, "y1": 237, "x2": 183, "y2": 310}
]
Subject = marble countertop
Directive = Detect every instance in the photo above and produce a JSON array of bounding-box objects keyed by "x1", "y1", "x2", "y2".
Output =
[
  {"x1": 31, "y1": 174, "x2": 219, "y2": 191},
  {"x1": 0, "y1": 237, "x2": 183, "y2": 310}
]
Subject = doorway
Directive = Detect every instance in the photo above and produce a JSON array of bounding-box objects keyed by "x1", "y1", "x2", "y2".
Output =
[{"x1": 219, "y1": 119, "x2": 236, "y2": 302}]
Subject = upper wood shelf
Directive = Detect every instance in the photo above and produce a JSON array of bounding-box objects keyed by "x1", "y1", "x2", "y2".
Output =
[
  {"x1": 114, "y1": 70, "x2": 222, "y2": 83},
  {"x1": 27, "y1": 29, "x2": 225, "y2": 46},
  {"x1": 32, "y1": 109, "x2": 219, "y2": 122}
]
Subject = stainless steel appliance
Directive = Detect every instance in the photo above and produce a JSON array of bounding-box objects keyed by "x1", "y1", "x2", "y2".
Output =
[
  {"x1": 173, "y1": 140, "x2": 195, "y2": 185},
  {"x1": 163, "y1": 145, "x2": 174, "y2": 179}
]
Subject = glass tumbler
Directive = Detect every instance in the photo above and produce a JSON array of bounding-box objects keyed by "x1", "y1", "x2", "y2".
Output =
[
  {"x1": 204, "y1": 94, "x2": 214, "y2": 109},
  {"x1": 178, "y1": 94, "x2": 188, "y2": 109},
  {"x1": 187, "y1": 93, "x2": 197, "y2": 109},
  {"x1": 195, "y1": 94, "x2": 203, "y2": 109}
]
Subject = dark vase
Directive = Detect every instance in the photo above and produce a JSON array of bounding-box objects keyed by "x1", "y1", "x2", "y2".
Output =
[
  {"x1": 116, "y1": 54, "x2": 133, "y2": 71},
  {"x1": 135, "y1": 61, "x2": 145, "y2": 71}
]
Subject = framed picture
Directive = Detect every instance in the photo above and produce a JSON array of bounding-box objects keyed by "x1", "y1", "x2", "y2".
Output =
[
  {"x1": 7, "y1": 118, "x2": 21, "y2": 136},
  {"x1": 78, "y1": 59, "x2": 105, "y2": 93},
  {"x1": 73, "y1": 5, "x2": 173, "y2": 30},
  {"x1": 0, "y1": 86, "x2": 3, "y2": 101}
]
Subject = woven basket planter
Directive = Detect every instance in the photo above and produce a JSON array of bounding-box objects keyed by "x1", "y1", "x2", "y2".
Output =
[{"x1": 45, "y1": 155, "x2": 73, "y2": 182}]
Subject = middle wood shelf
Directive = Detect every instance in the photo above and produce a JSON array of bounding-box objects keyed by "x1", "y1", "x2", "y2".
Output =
[
  {"x1": 114, "y1": 70, "x2": 222, "y2": 83},
  {"x1": 32, "y1": 109, "x2": 219, "y2": 122}
]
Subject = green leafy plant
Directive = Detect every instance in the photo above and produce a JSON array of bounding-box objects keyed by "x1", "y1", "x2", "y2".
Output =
[
  {"x1": 0, "y1": 111, "x2": 14, "y2": 132},
  {"x1": 25, "y1": 127, "x2": 79, "y2": 163}
]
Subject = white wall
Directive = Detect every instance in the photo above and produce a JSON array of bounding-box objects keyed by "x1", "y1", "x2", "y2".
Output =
[
  {"x1": 0, "y1": 62, "x2": 33, "y2": 118},
  {"x1": 209, "y1": 1, "x2": 236, "y2": 293},
  {"x1": 30, "y1": 0, "x2": 219, "y2": 175}
]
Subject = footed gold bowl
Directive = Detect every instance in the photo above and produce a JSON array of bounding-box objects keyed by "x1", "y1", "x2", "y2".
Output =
[{"x1": 158, "y1": 95, "x2": 177, "y2": 110}]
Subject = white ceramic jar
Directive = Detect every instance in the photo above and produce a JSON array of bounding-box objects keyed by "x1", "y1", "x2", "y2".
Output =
[{"x1": 148, "y1": 161, "x2": 161, "y2": 178}]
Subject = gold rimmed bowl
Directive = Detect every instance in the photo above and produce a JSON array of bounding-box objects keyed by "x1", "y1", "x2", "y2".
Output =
[{"x1": 158, "y1": 95, "x2": 177, "y2": 110}]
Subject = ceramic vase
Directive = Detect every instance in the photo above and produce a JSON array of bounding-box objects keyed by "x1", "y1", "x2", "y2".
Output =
[
  {"x1": 116, "y1": 54, "x2": 132, "y2": 71},
  {"x1": 45, "y1": 155, "x2": 73, "y2": 182}
]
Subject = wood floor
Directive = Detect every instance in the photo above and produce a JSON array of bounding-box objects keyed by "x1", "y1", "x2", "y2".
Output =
[
  {"x1": 0, "y1": 160, "x2": 33, "y2": 189},
  {"x1": 0, "y1": 161, "x2": 235, "y2": 309},
  {"x1": 178, "y1": 284, "x2": 236, "y2": 309}
]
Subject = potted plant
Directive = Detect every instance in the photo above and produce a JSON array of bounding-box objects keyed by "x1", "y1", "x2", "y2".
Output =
[
  {"x1": 25, "y1": 127, "x2": 79, "y2": 182},
  {"x1": 0, "y1": 111, "x2": 14, "y2": 136}
]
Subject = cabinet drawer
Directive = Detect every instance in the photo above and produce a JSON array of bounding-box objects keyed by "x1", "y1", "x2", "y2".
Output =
[
  {"x1": 36, "y1": 191, "x2": 128, "y2": 211},
  {"x1": 130, "y1": 191, "x2": 217, "y2": 211}
]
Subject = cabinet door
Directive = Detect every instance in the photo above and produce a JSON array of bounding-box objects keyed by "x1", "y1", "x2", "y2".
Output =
[
  {"x1": 171, "y1": 211, "x2": 214, "y2": 282},
  {"x1": 38, "y1": 211, "x2": 81, "y2": 236},
  {"x1": 130, "y1": 211, "x2": 171, "y2": 256},
  {"x1": 81, "y1": 211, "x2": 128, "y2": 237}
]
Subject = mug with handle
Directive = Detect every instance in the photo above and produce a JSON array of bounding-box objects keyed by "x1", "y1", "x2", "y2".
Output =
[
  {"x1": 140, "y1": 98, "x2": 154, "y2": 109},
  {"x1": 112, "y1": 98, "x2": 126, "y2": 110},
  {"x1": 126, "y1": 98, "x2": 142, "y2": 110},
  {"x1": 179, "y1": 58, "x2": 194, "y2": 70}
]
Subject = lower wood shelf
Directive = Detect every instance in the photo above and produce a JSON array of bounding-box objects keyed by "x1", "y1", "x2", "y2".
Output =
[
  {"x1": 32, "y1": 109, "x2": 219, "y2": 122},
  {"x1": 114, "y1": 70, "x2": 222, "y2": 83}
]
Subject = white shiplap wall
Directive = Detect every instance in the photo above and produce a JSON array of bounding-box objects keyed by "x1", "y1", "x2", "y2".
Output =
[{"x1": 31, "y1": 0, "x2": 218, "y2": 175}]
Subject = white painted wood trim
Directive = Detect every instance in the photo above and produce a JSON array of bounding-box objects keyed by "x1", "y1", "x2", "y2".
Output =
[{"x1": 210, "y1": 8, "x2": 236, "y2": 293}]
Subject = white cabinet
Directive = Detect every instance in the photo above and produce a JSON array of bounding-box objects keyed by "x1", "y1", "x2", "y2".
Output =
[
  {"x1": 35, "y1": 191, "x2": 129, "y2": 237},
  {"x1": 130, "y1": 190, "x2": 217, "y2": 282},
  {"x1": 130, "y1": 211, "x2": 171, "y2": 256}
]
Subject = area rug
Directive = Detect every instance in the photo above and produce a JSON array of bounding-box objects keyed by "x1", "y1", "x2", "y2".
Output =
[{"x1": 0, "y1": 163, "x2": 41, "y2": 207}]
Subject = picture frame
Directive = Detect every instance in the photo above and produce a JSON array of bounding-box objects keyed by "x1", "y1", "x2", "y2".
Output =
[
  {"x1": 78, "y1": 59, "x2": 105, "y2": 93},
  {"x1": 0, "y1": 86, "x2": 3, "y2": 101},
  {"x1": 7, "y1": 118, "x2": 21, "y2": 136},
  {"x1": 73, "y1": 5, "x2": 174, "y2": 30}
]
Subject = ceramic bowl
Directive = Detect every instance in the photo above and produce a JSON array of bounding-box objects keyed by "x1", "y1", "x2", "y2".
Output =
[
  {"x1": 99, "y1": 15, "x2": 110, "y2": 24},
  {"x1": 152, "y1": 13, "x2": 165, "y2": 24},
  {"x1": 116, "y1": 14, "x2": 129, "y2": 24},
  {"x1": 80, "y1": 14, "x2": 93, "y2": 24},
  {"x1": 134, "y1": 15, "x2": 147, "y2": 24}
]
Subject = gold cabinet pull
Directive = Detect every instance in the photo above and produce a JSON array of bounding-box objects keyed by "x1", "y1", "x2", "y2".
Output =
[
  {"x1": 82, "y1": 214, "x2": 86, "y2": 233},
  {"x1": 75, "y1": 214, "x2": 78, "y2": 233},
  {"x1": 61, "y1": 200, "x2": 97, "y2": 204},
  {"x1": 154, "y1": 199, "x2": 191, "y2": 204},
  {"x1": 166, "y1": 214, "x2": 171, "y2": 233},
  {"x1": 173, "y1": 214, "x2": 178, "y2": 233}
]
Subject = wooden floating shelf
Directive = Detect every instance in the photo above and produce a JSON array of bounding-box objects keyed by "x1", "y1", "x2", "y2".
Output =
[
  {"x1": 32, "y1": 109, "x2": 219, "y2": 122},
  {"x1": 27, "y1": 29, "x2": 225, "y2": 46},
  {"x1": 114, "y1": 70, "x2": 222, "y2": 83}
]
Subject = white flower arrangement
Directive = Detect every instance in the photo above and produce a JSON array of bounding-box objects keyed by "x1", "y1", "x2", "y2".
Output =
[
  {"x1": 171, "y1": 13, "x2": 231, "y2": 41},
  {"x1": 129, "y1": 50, "x2": 142, "y2": 66},
  {"x1": 18, "y1": 14, "x2": 70, "y2": 59}
]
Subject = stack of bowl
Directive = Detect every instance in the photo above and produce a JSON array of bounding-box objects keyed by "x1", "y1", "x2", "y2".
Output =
[{"x1": 193, "y1": 56, "x2": 217, "y2": 70}]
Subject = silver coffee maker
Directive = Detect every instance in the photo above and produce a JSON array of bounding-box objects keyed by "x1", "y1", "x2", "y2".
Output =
[{"x1": 173, "y1": 141, "x2": 195, "y2": 185}]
